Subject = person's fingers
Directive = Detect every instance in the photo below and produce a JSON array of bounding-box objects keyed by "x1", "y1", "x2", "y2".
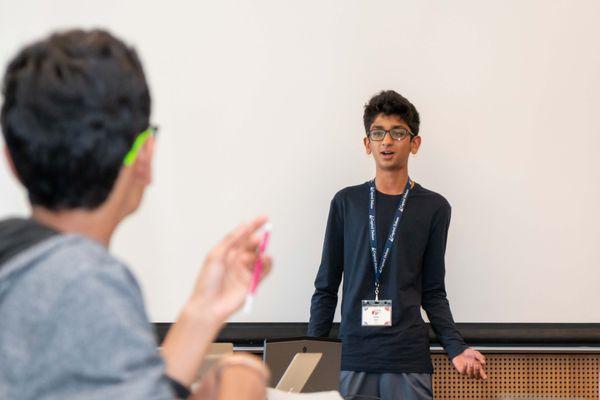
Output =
[
  {"x1": 222, "y1": 227, "x2": 265, "y2": 272},
  {"x1": 236, "y1": 216, "x2": 269, "y2": 248},
  {"x1": 228, "y1": 216, "x2": 269, "y2": 256},
  {"x1": 479, "y1": 365, "x2": 488, "y2": 380},
  {"x1": 474, "y1": 351, "x2": 486, "y2": 365},
  {"x1": 260, "y1": 255, "x2": 273, "y2": 279},
  {"x1": 223, "y1": 248, "x2": 271, "y2": 290},
  {"x1": 217, "y1": 353, "x2": 270, "y2": 383},
  {"x1": 473, "y1": 364, "x2": 483, "y2": 380},
  {"x1": 233, "y1": 230, "x2": 270, "y2": 273},
  {"x1": 212, "y1": 222, "x2": 251, "y2": 260},
  {"x1": 224, "y1": 247, "x2": 255, "y2": 270},
  {"x1": 466, "y1": 362, "x2": 475, "y2": 378},
  {"x1": 243, "y1": 231, "x2": 264, "y2": 251},
  {"x1": 220, "y1": 215, "x2": 267, "y2": 255},
  {"x1": 247, "y1": 215, "x2": 269, "y2": 234},
  {"x1": 236, "y1": 254, "x2": 272, "y2": 286},
  {"x1": 239, "y1": 252, "x2": 257, "y2": 268},
  {"x1": 452, "y1": 358, "x2": 463, "y2": 374}
]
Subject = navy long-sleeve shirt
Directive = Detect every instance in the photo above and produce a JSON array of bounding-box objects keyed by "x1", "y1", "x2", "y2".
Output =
[{"x1": 308, "y1": 181, "x2": 467, "y2": 374}]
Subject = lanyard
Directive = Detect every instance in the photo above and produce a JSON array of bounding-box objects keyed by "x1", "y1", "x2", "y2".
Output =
[{"x1": 368, "y1": 178, "x2": 411, "y2": 300}]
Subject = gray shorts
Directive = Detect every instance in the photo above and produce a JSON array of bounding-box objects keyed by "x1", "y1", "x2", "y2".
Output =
[{"x1": 340, "y1": 370, "x2": 433, "y2": 400}]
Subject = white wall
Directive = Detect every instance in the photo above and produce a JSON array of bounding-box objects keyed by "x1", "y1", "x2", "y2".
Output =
[{"x1": 1, "y1": 0, "x2": 599, "y2": 323}]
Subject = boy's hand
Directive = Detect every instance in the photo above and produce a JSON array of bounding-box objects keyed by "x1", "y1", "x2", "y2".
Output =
[{"x1": 452, "y1": 348, "x2": 488, "y2": 379}]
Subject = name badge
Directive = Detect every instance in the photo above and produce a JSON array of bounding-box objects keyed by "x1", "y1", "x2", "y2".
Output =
[{"x1": 361, "y1": 300, "x2": 392, "y2": 326}]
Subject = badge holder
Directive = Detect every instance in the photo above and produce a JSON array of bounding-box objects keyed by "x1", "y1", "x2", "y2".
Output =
[{"x1": 361, "y1": 299, "x2": 392, "y2": 326}]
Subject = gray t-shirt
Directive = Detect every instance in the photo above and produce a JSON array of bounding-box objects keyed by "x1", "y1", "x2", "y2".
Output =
[{"x1": 0, "y1": 232, "x2": 175, "y2": 399}]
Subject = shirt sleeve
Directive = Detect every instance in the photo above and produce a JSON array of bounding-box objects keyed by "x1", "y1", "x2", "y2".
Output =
[
  {"x1": 307, "y1": 195, "x2": 344, "y2": 337},
  {"x1": 28, "y1": 265, "x2": 176, "y2": 400},
  {"x1": 421, "y1": 201, "x2": 468, "y2": 360}
]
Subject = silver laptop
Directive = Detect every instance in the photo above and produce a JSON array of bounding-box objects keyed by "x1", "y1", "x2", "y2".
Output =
[
  {"x1": 275, "y1": 353, "x2": 323, "y2": 392},
  {"x1": 264, "y1": 337, "x2": 341, "y2": 393}
]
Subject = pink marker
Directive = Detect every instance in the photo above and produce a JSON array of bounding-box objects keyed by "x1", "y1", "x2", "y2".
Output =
[{"x1": 243, "y1": 223, "x2": 272, "y2": 313}]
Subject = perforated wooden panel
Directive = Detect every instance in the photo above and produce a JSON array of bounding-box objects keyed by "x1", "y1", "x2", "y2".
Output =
[{"x1": 432, "y1": 353, "x2": 600, "y2": 399}]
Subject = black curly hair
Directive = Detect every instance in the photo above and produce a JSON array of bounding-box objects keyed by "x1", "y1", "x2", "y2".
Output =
[
  {"x1": 1, "y1": 29, "x2": 151, "y2": 210},
  {"x1": 363, "y1": 90, "x2": 420, "y2": 136}
]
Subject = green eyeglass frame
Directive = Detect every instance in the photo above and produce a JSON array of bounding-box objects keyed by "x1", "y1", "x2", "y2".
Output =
[{"x1": 123, "y1": 126, "x2": 158, "y2": 166}]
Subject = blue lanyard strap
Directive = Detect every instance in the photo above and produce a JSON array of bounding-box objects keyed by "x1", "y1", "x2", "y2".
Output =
[{"x1": 368, "y1": 178, "x2": 411, "y2": 300}]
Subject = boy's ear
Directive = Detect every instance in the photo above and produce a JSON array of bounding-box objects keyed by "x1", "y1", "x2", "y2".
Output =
[
  {"x1": 363, "y1": 136, "x2": 372, "y2": 155},
  {"x1": 410, "y1": 135, "x2": 421, "y2": 155},
  {"x1": 132, "y1": 135, "x2": 155, "y2": 185}
]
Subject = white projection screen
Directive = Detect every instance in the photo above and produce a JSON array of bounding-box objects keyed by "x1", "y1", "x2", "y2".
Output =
[{"x1": 1, "y1": 0, "x2": 599, "y2": 325}]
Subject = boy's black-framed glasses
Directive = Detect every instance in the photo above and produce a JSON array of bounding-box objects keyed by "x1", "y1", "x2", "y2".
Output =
[{"x1": 368, "y1": 127, "x2": 414, "y2": 141}]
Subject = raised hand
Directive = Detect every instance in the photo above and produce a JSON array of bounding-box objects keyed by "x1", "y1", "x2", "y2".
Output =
[{"x1": 190, "y1": 215, "x2": 273, "y2": 323}]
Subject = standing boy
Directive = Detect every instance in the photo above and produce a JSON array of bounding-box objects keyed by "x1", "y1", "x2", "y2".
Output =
[{"x1": 308, "y1": 90, "x2": 487, "y2": 400}]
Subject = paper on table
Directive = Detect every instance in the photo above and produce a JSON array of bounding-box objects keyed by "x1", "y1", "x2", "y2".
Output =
[{"x1": 267, "y1": 388, "x2": 343, "y2": 400}]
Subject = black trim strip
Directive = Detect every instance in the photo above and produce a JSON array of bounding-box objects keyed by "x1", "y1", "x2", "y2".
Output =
[
  {"x1": 265, "y1": 336, "x2": 341, "y2": 344},
  {"x1": 154, "y1": 322, "x2": 600, "y2": 347}
]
